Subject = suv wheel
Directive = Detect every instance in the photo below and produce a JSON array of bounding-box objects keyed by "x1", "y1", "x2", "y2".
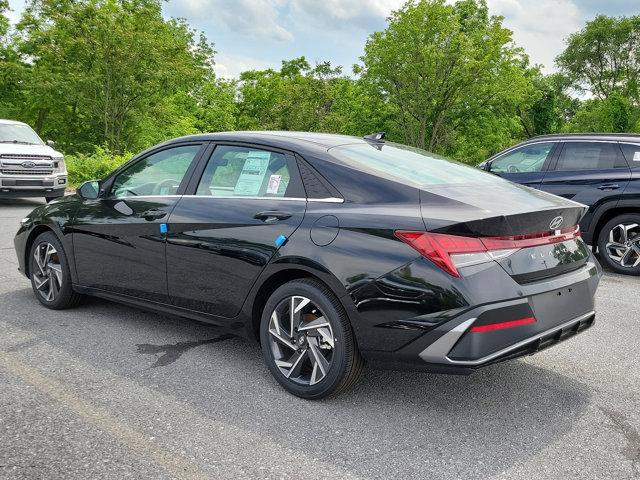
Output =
[
  {"x1": 29, "y1": 231, "x2": 84, "y2": 309},
  {"x1": 597, "y1": 213, "x2": 640, "y2": 275},
  {"x1": 259, "y1": 279, "x2": 364, "y2": 399}
]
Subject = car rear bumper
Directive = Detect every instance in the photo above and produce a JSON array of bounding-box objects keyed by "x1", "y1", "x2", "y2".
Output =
[
  {"x1": 359, "y1": 259, "x2": 602, "y2": 373},
  {"x1": 419, "y1": 310, "x2": 595, "y2": 367}
]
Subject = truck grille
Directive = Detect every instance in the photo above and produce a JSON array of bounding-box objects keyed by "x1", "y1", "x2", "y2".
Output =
[
  {"x1": 1, "y1": 169, "x2": 54, "y2": 175},
  {"x1": 0, "y1": 154, "x2": 52, "y2": 161}
]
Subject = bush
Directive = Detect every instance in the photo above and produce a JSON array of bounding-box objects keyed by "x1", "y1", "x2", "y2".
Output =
[{"x1": 66, "y1": 147, "x2": 132, "y2": 187}]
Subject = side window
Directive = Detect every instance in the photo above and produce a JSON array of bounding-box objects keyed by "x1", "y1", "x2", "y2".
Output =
[
  {"x1": 490, "y1": 142, "x2": 554, "y2": 173},
  {"x1": 111, "y1": 145, "x2": 201, "y2": 197},
  {"x1": 620, "y1": 144, "x2": 640, "y2": 166},
  {"x1": 556, "y1": 142, "x2": 626, "y2": 171},
  {"x1": 196, "y1": 146, "x2": 295, "y2": 198}
]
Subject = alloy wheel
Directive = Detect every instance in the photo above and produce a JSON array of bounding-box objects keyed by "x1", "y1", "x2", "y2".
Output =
[
  {"x1": 32, "y1": 242, "x2": 63, "y2": 302},
  {"x1": 605, "y1": 222, "x2": 640, "y2": 268},
  {"x1": 267, "y1": 295, "x2": 335, "y2": 386}
]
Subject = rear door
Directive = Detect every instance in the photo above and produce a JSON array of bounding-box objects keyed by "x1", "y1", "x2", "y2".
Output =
[
  {"x1": 165, "y1": 143, "x2": 307, "y2": 319},
  {"x1": 487, "y1": 141, "x2": 558, "y2": 188},
  {"x1": 540, "y1": 141, "x2": 631, "y2": 232},
  {"x1": 72, "y1": 143, "x2": 204, "y2": 302}
]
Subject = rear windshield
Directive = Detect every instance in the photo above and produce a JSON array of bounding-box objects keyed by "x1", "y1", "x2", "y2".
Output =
[{"x1": 330, "y1": 142, "x2": 508, "y2": 187}]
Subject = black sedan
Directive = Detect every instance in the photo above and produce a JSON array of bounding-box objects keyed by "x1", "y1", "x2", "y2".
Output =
[{"x1": 14, "y1": 132, "x2": 602, "y2": 398}]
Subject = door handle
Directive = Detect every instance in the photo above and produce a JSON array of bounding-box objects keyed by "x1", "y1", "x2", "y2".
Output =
[
  {"x1": 139, "y1": 209, "x2": 167, "y2": 221},
  {"x1": 597, "y1": 184, "x2": 620, "y2": 190},
  {"x1": 253, "y1": 211, "x2": 292, "y2": 223}
]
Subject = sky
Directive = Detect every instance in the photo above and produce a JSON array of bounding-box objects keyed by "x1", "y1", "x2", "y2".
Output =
[{"x1": 5, "y1": 0, "x2": 640, "y2": 78}]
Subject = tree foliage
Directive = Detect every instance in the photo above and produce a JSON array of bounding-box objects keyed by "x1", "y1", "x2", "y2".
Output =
[
  {"x1": 0, "y1": 0, "x2": 638, "y2": 167},
  {"x1": 358, "y1": 0, "x2": 533, "y2": 160}
]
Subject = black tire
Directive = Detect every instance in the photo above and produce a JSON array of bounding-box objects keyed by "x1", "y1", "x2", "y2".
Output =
[
  {"x1": 45, "y1": 196, "x2": 60, "y2": 203},
  {"x1": 597, "y1": 213, "x2": 640, "y2": 275},
  {"x1": 28, "y1": 231, "x2": 84, "y2": 309},
  {"x1": 259, "y1": 278, "x2": 364, "y2": 399}
]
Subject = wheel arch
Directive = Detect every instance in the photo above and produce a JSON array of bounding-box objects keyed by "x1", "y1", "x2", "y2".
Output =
[
  {"x1": 247, "y1": 261, "x2": 356, "y2": 343},
  {"x1": 592, "y1": 207, "x2": 640, "y2": 250},
  {"x1": 23, "y1": 225, "x2": 57, "y2": 278}
]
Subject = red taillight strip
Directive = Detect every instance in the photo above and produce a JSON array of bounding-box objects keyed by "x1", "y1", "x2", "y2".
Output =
[
  {"x1": 480, "y1": 225, "x2": 580, "y2": 250},
  {"x1": 394, "y1": 226, "x2": 581, "y2": 277},
  {"x1": 469, "y1": 317, "x2": 536, "y2": 332}
]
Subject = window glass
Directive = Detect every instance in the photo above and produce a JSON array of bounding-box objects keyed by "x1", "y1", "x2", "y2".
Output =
[
  {"x1": 556, "y1": 142, "x2": 625, "y2": 171},
  {"x1": 330, "y1": 142, "x2": 512, "y2": 187},
  {"x1": 620, "y1": 143, "x2": 640, "y2": 166},
  {"x1": 490, "y1": 143, "x2": 554, "y2": 173},
  {"x1": 0, "y1": 123, "x2": 44, "y2": 145},
  {"x1": 111, "y1": 145, "x2": 200, "y2": 197},
  {"x1": 196, "y1": 146, "x2": 292, "y2": 197}
]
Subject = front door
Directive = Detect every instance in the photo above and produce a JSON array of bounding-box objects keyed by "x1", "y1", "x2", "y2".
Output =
[
  {"x1": 166, "y1": 144, "x2": 307, "y2": 318},
  {"x1": 72, "y1": 143, "x2": 204, "y2": 302},
  {"x1": 488, "y1": 141, "x2": 558, "y2": 188}
]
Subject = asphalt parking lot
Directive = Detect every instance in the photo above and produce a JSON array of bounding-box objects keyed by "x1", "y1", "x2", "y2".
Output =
[{"x1": 0, "y1": 198, "x2": 639, "y2": 480}]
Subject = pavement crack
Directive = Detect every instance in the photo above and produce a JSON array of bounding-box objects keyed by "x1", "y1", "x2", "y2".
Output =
[
  {"x1": 599, "y1": 406, "x2": 640, "y2": 476},
  {"x1": 136, "y1": 334, "x2": 235, "y2": 368}
]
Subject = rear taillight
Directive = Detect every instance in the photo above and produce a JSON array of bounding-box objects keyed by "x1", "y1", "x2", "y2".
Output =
[{"x1": 394, "y1": 226, "x2": 580, "y2": 277}]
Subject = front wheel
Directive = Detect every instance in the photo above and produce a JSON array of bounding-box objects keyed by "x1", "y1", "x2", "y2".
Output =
[
  {"x1": 597, "y1": 213, "x2": 640, "y2": 275},
  {"x1": 29, "y1": 231, "x2": 84, "y2": 309},
  {"x1": 260, "y1": 279, "x2": 364, "y2": 399}
]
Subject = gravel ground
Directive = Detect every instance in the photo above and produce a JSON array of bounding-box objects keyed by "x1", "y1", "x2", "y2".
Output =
[{"x1": 0, "y1": 198, "x2": 639, "y2": 480}]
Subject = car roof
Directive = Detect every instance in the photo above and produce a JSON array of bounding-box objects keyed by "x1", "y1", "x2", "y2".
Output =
[
  {"x1": 164, "y1": 131, "x2": 371, "y2": 152},
  {"x1": 0, "y1": 119, "x2": 28, "y2": 126},
  {"x1": 525, "y1": 133, "x2": 640, "y2": 143}
]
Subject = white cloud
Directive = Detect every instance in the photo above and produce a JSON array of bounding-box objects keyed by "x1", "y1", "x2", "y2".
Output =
[
  {"x1": 178, "y1": 0, "x2": 293, "y2": 42},
  {"x1": 289, "y1": 0, "x2": 405, "y2": 30},
  {"x1": 487, "y1": 0, "x2": 582, "y2": 72},
  {"x1": 214, "y1": 53, "x2": 277, "y2": 78}
]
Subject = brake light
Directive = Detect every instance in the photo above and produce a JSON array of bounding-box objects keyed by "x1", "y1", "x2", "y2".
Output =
[
  {"x1": 394, "y1": 225, "x2": 580, "y2": 277},
  {"x1": 469, "y1": 317, "x2": 536, "y2": 332}
]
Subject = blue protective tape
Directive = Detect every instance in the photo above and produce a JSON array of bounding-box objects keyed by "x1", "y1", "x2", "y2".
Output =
[
  {"x1": 159, "y1": 223, "x2": 168, "y2": 234},
  {"x1": 274, "y1": 234, "x2": 287, "y2": 248}
]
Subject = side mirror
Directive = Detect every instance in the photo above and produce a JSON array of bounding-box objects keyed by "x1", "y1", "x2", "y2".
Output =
[
  {"x1": 478, "y1": 161, "x2": 490, "y2": 171},
  {"x1": 77, "y1": 180, "x2": 101, "y2": 200},
  {"x1": 46, "y1": 140, "x2": 56, "y2": 148}
]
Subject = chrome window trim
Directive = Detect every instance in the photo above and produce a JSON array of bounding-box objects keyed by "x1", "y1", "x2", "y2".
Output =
[
  {"x1": 419, "y1": 310, "x2": 595, "y2": 366},
  {"x1": 106, "y1": 194, "x2": 344, "y2": 203}
]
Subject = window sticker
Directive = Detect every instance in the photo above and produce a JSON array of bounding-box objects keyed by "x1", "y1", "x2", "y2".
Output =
[
  {"x1": 266, "y1": 174, "x2": 282, "y2": 194},
  {"x1": 633, "y1": 151, "x2": 640, "y2": 162},
  {"x1": 233, "y1": 151, "x2": 270, "y2": 195}
]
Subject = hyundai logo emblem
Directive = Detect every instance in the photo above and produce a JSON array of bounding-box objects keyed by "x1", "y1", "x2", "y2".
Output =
[
  {"x1": 549, "y1": 216, "x2": 564, "y2": 230},
  {"x1": 21, "y1": 161, "x2": 36, "y2": 168}
]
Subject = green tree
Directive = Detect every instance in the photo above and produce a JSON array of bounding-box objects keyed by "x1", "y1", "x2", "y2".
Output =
[
  {"x1": 14, "y1": 0, "x2": 216, "y2": 153},
  {"x1": 359, "y1": 0, "x2": 533, "y2": 161},
  {"x1": 519, "y1": 72, "x2": 579, "y2": 136},
  {"x1": 557, "y1": 15, "x2": 640, "y2": 103}
]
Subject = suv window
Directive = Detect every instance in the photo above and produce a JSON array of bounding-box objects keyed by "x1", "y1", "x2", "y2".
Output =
[
  {"x1": 196, "y1": 146, "x2": 293, "y2": 197},
  {"x1": 111, "y1": 145, "x2": 200, "y2": 198},
  {"x1": 620, "y1": 143, "x2": 640, "y2": 166},
  {"x1": 490, "y1": 142, "x2": 554, "y2": 173},
  {"x1": 556, "y1": 142, "x2": 626, "y2": 171}
]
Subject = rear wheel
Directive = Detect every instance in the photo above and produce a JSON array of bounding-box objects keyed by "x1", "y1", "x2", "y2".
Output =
[
  {"x1": 597, "y1": 213, "x2": 640, "y2": 275},
  {"x1": 29, "y1": 231, "x2": 84, "y2": 309},
  {"x1": 260, "y1": 279, "x2": 364, "y2": 399}
]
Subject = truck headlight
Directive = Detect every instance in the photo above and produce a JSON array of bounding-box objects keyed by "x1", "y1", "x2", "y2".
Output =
[{"x1": 53, "y1": 157, "x2": 66, "y2": 173}]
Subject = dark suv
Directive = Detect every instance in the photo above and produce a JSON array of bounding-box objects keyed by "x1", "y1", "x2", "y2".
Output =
[{"x1": 480, "y1": 134, "x2": 640, "y2": 275}]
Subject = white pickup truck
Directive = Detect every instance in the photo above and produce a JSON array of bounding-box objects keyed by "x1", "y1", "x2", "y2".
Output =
[{"x1": 0, "y1": 119, "x2": 67, "y2": 202}]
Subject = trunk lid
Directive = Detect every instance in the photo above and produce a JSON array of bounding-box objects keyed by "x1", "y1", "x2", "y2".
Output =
[{"x1": 419, "y1": 183, "x2": 590, "y2": 282}]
